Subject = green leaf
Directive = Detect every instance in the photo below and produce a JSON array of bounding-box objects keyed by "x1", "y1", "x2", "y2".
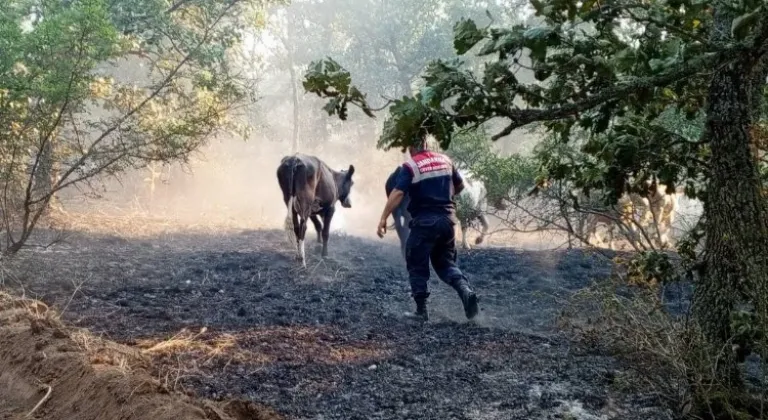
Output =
[
  {"x1": 580, "y1": 0, "x2": 597, "y2": 12},
  {"x1": 522, "y1": 26, "x2": 554, "y2": 41},
  {"x1": 534, "y1": 67, "x2": 552, "y2": 81},
  {"x1": 453, "y1": 18, "x2": 486, "y2": 55},
  {"x1": 420, "y1": 86, "x2": 439, "y2": 107},
  {"x1": 731, "y1": 8, "x2": 761, "y2": 40},
  {"x1": 529, "y1": 0, "x2": 546, "y2": 14},
  {"x1": 612, "y1": 48, "x2": 636, "y2": 72},
  {"x1": 648, "y1": 58, "x2": 666, "y2": 73}
]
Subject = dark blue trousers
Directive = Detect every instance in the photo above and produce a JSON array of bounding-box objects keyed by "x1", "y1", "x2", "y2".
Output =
[{"x1": 405, "y1": 215, "x2": 467, "y2": 297}]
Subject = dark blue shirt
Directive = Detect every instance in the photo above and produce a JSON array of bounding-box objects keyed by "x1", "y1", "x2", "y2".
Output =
[{"x1": 394, "y1": 151, "x2": 463, "y2": 219}]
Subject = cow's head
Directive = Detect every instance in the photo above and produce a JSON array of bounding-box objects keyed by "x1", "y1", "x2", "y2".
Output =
[{"x1": 338, "y1": 164, "x2": 355, "y2": 208}]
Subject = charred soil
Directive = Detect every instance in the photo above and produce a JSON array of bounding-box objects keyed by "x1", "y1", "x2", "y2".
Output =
[{"x1": 2, "y1": 226, "x2": 678, "y2": 419}]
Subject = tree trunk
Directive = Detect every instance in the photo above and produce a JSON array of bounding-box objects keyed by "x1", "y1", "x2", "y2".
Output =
[
  {"x1": 694, "y1": 12, "x2": 768, "y2": 391},
  {"x1": 398, "y1": 74, "x2": 412, "y2": 97},
  {"x1": 33, "y1": 137, "x2": 62, "y2": 213},
  {"x1": 284, "y1": 12, "x2": 300, "y2": 154},
  {"x1": 289, "y1": 63, "x2": 300, "y2": 154},
  {"x1": 750, "y1": 56, "x2": 768, "y2": 123},
  {"x1": 386, "y1": 34, "x2": 413, "y2": 98}
]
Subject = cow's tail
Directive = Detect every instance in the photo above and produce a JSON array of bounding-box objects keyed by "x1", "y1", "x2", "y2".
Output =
[
  {"x1": 284, "y1": 196, "x2": 297, "y2": 246},
  {"x1": 283, "y1": 157, "x2": 302, "y2": 247},
  {"x1": 390, "y1": 208, "x2": 401, "y2": 232}
]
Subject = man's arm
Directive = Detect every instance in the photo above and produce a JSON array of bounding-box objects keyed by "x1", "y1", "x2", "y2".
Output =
[
  {"x1": 379, "y1": 189, "x2": 405, "y2": 223},
  {"x1": 384, "y1": 164, "x2": 412, "y2": 221},
  {"x1": 378, "y1": 164, "x2": 412, "y2": 238}
]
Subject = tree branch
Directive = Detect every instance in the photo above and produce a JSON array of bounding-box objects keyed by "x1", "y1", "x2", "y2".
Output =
[
  {"x1": 166, "y1": 0, "x2": 194, "y2": 14},
  {"x1": 51, "y1": 1, "x2": 238, "y2": 196},
  {"x1": 490, "y1": 49, "x2": 740, "y2": 141},
  {"x1": 618, "y1": 4, "x2": 712, "y2": 47}
]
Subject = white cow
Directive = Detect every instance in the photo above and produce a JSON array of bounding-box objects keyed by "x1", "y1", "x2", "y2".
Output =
[
  {"x1": 385, "y1": 168, "x2": 493, "y2": 256},
  {"x1": 455, "y1": 173, "x2": 491, "y2": 250}
]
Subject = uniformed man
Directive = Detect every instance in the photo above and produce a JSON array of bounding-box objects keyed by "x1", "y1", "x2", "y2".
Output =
[{"x1": 377, "y1": 137, "x2": 480, "y2": 321}]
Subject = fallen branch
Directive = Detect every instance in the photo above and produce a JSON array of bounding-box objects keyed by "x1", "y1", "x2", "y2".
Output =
[{"x1": 26, "y1": 384, "x2": 52, "y2": 418}]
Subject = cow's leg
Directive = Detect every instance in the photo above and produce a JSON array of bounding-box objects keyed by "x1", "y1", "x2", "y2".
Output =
[
  {"x1": 310, "y1": 214, "x2": 323, "y2": 243},
  {"x1": 298, "y1": 218, "x2": 308, "y2": 267},
  {"x1": 294, "y1": 213, "x2": 308, "y2": 267},
  {"x1": 460, "y1": 223, "x2": 470, "y2": 250},
  {"x1": 622, "y1": 212, "x2": 638, "y2": 246},
  {"x1": 291, "y1": 209, "x2": 301, "y2": 255},
  {"x1": 660, "y1": 199, "x2": 677, "y2": 247},
  {"x1": 474, "y1": 214, "x2": 489, "y2": 245},
  {"x1": 584, "y1": 217, "x2": 596, "y2": 246},
  {"x1": 594, "y1": 226, "x2": 604, "y2": 247},
  {"x1": 647, "y1": 199, "x2": 665, "y2": 247},
  {"x1": 321, "y1": 207, "x2": 335, "y2": 258},
  {"x1": 402, "y1": 221, "x2": 412, "y2": 258},
  {"x1": 658, "y1": 227, "x2": 670, "y2": 248},
  {"x1": 606, "y1": 224, "x2": 616, "y2": 250},
  {"x1": 657, "y1": 207, "x2": 672, "y2": 248}
]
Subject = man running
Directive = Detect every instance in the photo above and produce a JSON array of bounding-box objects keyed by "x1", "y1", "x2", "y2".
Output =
[{"x1": 377, "y1": 137, "x2": 480, "y2": 321}]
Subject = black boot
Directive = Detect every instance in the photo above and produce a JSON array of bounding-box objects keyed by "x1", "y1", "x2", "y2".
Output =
[
  {"x1": 453, "y1": 280, "x2": 479, "y2": 320},
  {"x1": 405, "y1": 292, "x2": 429, "y2": 321}
]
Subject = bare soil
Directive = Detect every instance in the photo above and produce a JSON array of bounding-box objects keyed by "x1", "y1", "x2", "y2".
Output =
[
  {"x1": 0, "y1": 293, "x2": 281, "y2": 420},
  {"x1": 1, "y1": 221, "x2": 678, "y2": 420}
]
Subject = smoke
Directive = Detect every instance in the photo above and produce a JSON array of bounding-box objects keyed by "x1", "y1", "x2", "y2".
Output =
[
  {"x1": 57, "y1": 120, "x2": 405, "y2": 240},
  {"x1": 49, "y1": 0, "x2": 563, "y2": 249}
]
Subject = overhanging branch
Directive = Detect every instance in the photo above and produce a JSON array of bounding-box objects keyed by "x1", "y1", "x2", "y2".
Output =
[{"x1": 490, "y1": 49, "x2": 738, "y2": 141}]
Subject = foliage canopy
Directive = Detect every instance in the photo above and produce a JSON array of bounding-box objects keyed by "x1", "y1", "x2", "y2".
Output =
[{"x1": 0, "y1": 0, "x2": 266, "y2": 254}]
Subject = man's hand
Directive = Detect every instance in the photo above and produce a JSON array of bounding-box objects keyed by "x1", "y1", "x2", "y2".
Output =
[
  {"x1": 378, "y1": 189, "x2": 405, "y2": 239},
  {"x1": 377, "y1": 218, "x2": 388, "y2": 238}
]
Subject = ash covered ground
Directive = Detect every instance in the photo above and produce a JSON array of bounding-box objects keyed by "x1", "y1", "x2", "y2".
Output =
[{"x1": 2, "y1": 226, "x2": 680, "y2": 420}]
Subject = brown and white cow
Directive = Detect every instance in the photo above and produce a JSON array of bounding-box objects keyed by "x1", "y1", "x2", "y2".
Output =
[
  {"x1": 583, "y1": 192, "x2": 651, "y2": 250},
  {"x1": 582, "y1": 180, "x2": 682, "y2": 250},
  {"x1": 530, "y1": 178, "x2": 682, "y2": 250},
  {"x1": 642, "y1": 181, "x2": 682, "y2": 248},
  {"x1": 277, "y1": 154, "x2": 355, "y2": 267}
]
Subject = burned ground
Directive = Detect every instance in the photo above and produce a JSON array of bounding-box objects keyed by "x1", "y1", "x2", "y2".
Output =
[{"x1": 1, "y1": 225, "x2": 679, "y2": 419}]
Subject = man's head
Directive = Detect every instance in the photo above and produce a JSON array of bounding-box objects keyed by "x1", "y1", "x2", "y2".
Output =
[{"x1": 408, "y1": 135, "x2": 440, "y2": 156}]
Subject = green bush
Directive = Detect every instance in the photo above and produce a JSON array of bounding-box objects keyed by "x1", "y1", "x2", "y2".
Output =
[{"x1": 446, "y1": 128, "x2": 540, "y2": 210}]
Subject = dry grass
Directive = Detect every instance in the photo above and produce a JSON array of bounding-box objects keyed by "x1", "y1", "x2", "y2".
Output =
[
  {"x1": 0, "y1": 291, "x2": 150, "y2": 374},
  {"x1": 558, "y1": 270, "x2": 765, "y2": 419},
  {"x1": 560, "y1": 278, "x2": 694, "y2": 411},
  {"x1": 70, "y1": 329, "x2": 146, "y2": 374},
  {"x1": 0, "y1": 290, "x2": 285, "y2": 420},
  {"x1": 133, "y1": 325, "x2": 393, "y2": 394},
  {"x1": 0, "y1": 291, "x2": 51, "y2": 318},
  {"x1": 137, "y1": 327, "x2": 253, "y2": 363},
  {"x1": 136, "y1": 325, "x2": 392, "y2": 366}
]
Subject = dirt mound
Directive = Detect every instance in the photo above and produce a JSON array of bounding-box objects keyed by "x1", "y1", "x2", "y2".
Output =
[{"x1": 0, "y1": 292, "x2": 282, "y2": 420}]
